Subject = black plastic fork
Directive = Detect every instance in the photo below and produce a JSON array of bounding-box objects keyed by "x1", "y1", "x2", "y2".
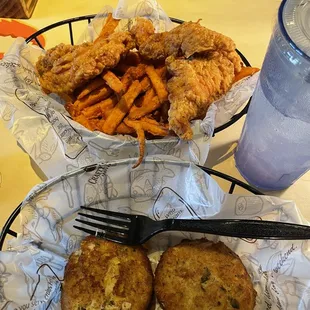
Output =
[{"x1": 74, "y1": 206, "x2": 310, "y2": 245}]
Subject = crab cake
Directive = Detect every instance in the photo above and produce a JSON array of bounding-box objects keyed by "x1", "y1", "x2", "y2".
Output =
[
  {"x1": 62, "y1": 236, "x2": 153, "y2": 310},
  {"x1": 155, "y1": 239, "x2": 256, "y2": 310}
]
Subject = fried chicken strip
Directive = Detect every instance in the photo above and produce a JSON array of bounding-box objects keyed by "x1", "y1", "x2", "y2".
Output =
[
  {"x1": 131, "y1": 19, "x2": 239, "y2": 61},
  {"x1": 36, "y1": 32, "x2": 135, "y2": 95},
  {"x1": 167, "y1": 54, "x2": 237, "y2": 140},
  {"x1": 130, "y1": 17, "x2": 155, "y2": 48}
]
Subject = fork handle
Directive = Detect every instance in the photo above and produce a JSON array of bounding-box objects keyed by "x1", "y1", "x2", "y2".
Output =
[{"x1": 167, "y1": 219, "x2": 310, "y2": 240}]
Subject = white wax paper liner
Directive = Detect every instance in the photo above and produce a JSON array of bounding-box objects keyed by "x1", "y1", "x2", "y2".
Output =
[
  {"x1": 1, "y1": 156, "x2": 310, "y2": 310},
  {"x1": 0, "y1": 0, "x2": 258, "y2": 179}
]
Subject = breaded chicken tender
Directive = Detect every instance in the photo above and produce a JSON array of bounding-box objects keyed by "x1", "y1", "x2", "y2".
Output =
[
  {"x1": 166, "y1": 53, "x2": 237, "y2": 140},
  {"x1": 130, "y1": 19, "x2": 242, "y2": 140},
  {"x1": 36, "y1": 32, "x2": 135, "y2": 95},
  {"x1": 131, "y1": 20, "x2": 238, "y2": 60}
]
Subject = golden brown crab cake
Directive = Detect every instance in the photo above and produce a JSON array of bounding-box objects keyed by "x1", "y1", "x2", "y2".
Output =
[
  {"x1": 155, "y1": 239, "x2": 256, "y2": 310},
  {"x1": 62, "y1": 236, "x2": 153, "y2": 310}
]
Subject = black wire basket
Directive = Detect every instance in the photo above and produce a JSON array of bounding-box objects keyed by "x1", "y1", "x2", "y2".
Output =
[
  {"x1": 0, "y1": 165, "x2": 263, "y2": 250},
  {"x1": 25, "y1": 14, "x2": 252, "y2": 135}
]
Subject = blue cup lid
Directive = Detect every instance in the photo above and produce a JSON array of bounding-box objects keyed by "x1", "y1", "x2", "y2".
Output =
[{"x1": 280, "y1": 0, "x2": 310, "y2": 59}]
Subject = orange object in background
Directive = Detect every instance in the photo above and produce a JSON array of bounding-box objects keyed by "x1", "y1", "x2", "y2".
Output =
[{"x1": 0, "y1": 19, "x2": 45, "y2": 59}]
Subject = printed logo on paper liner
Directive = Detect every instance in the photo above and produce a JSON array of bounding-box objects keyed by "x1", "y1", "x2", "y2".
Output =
[
  {"x1": 84, "y1": 164, "x2": 118, "y2": 208},
  {"x1": 0, "y1": 99, "x2": 17, "y2": 122},
  {"x1": 14, "y1": 120, "x2": 59, "y2": 164},
  {"x1": 61, "y1": 177, "x2": 74, "y2": 209},
  {"x1": 15, "y1": 89, "x2": 87, "y2": 160},
  {"x1": 266, "y1": 245, "x2": 298, "y2": 276},
  {"x1": 22, "y1": 204, "x2": 63, "y2": 244},
  {"x1": 130, "y1": 160, "x2": 175, "y2": 202},
  {"x1": 280, "y1": 278, "x2": 310, "y2": 310},
  {"x1": 152, "y1": 187, "x2": 202, "y2": 220},
  {"x1": 88, "y1": 140, "x2": 120, "y2": 158},
  {"x1": 235, "y1": 196, "x2": 264, "y2": 216},
  {"x1": 0, "y1": 261, "x2": 11, "y2": 307}
]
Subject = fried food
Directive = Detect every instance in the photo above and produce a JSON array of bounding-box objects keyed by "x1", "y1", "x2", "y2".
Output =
[
  {"x1": 37, "y1": 15, "x2": 253, "y2": 167},
  {"x1": 73, "y1": 114, "x2": 93, "y2": 130},
  {"x1": 121, "y1": 64, "x2": 146, "y2": 91},
  {"x1": 61, "y1": 236, "x2": 153, "y2": 310},
  {"x1": 124, "y1": 118, "x2": 146, "y2": 168},
  {"x1": 166, "y1": 54, "x2": 238, "y2": 140},
  {"x1": 128, "y1": 88, "x2": 157, "y2": 119},
  {"x1": 89, "y1": 118, "x2": 105, "y2": 131},
  {"x1": 77, "y1": 77, "x2": 106, "y2": 100},
  {"x1": 139, "y1": 66, "x2": 166, "y2": 93},
  {"x1": 145, "y1": 65, "x2": 168, "y2": 103},
  {"x1": 94, "y1": 13, "x2": 120, "y2": 43},
  {"x1": 155, "y1": 239, "x2": 256, "y2": 310},
  {"x1": 102, "y1": 71, "x2": 124, "y2": 94},
  {"x1": 36, "y1": 31, "x2": 135, "y2": 95},
  {"x1": 234, "y1": 66, "x2": 260, "y2": 82},
  {"x1": 130, "y1": 17, "x2": 155, "y2": 48},
  {"x1": 130, "y1": 19, "x2": 242, "y2": 139},
  {"x1": 132, "y1": 19, "x2": 237, "y2": 60},
  {"x1": 82, "y1": 96, "x2": 117, "y2": 119},
  {"x1": 125, "y1": 117, "x2": 169, "y2": 167},
  {"x1": 115, "y1": 122, "x2": 136, "y2": 135},
  {"x1": 102, "y1": 80, "x2": 142, "y2": 135},
  {"x1": 75, "y1": 85, "x2": 112, "y2": 112}
]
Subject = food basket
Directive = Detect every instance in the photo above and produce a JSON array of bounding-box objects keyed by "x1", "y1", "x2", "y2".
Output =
[
  {"x1": 1, "y1": 157, "x2": 309, "y2": 309},
  {"x1": 25, "y1": 14, "x2": 253, "y2": 135}
]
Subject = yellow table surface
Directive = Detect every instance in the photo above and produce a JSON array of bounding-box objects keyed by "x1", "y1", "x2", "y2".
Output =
[{"x1": 1, "y1": 0, "x2": 309, "y2": 240}]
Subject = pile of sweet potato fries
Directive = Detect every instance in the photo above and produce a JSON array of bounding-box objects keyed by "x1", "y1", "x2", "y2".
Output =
[{"x1": 65, "y1": 15, "x2": 172, "y2": 168}]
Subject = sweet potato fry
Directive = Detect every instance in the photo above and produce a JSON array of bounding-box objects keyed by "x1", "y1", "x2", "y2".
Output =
[
  {"x1": 115, "y1": 122, "x2": 136, "y2": 135},
  {"x1": 75, "y1": 86, "x2": 112, "y2": 112},
  {"x1": 65, "y1": 102, "x2": 78, "y2": 117},
  {"x1": 140, "y1": 76, "x2": 151, "y2": 92},
  {"x1": 102, "y1": 71, "x2": 124, "y2": 94},
  {"x1": 73, "y1": 114, "x2": 93, "y2": 131},
  {"x1": 145, "y1": 65, "x2": 168, "y2": 103},
  {"x1": 129, "y1": 64, "x2": 146, "y2": 79},
  {"x1": 124, "y1": 118, "x2": 145, "y2": 168},
  {"x1": 82, "y1": 96, "x2": 117, "y2": 119},
  {"x1": 234, "y1": 67, "x2": 260, "y2": 83},
  {"x1": 156, "y1": 66, "x2": 167, "y2": 79},
  {"x1": 81, "y1": 103, "x2": 102, "y2": 119},
  {"x1": 60, "y1": 93, "x2": 75, "y2": 104},
  {"x1": 121, "y1": 64, "x2": 146, "y2": 91},
  {"x1": 139, "y1": 67, "x2": 166, "y2": 93},
  {"x1": 77, "y1": 77, "x2": 106, "y2": 100},
  {"x1": 102, "y1": 80, "x2": 142, "y2": 135},
  {"x1": 102, "y1": 106, "x2": 115, "y2": 119},
  {"x1": 94, "y1": 13, "x2": 120, "y2": 42},
  {"x1": 139, "y1": 117, "x2": 169, "y2": 136},
  {"x1": 129, "y1": 90, "x2": 161, "y2": 120},
  {"x1": 89, "y1": 118, "x2": 105, "y2": 131}
]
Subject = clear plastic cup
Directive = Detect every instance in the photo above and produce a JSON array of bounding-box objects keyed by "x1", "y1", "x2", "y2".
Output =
[{"x1": 235, "y1": 0, "x2": 310, "y2": 190}]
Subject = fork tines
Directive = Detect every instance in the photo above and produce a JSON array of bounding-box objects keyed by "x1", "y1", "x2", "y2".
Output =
[{"x1": 74, "y1": 206, "x2": 132, "y2": 244}]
